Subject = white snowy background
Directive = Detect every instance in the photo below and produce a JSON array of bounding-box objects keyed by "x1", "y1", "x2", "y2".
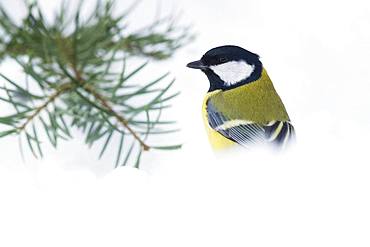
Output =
[{"x1": 1, "y1": 0, "x2": 370, "y2": 246}]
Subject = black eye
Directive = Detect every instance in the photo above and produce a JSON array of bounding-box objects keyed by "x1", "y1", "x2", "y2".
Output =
[{"x1": 219, "y1": 57, "x2": 227, "y2": 63}]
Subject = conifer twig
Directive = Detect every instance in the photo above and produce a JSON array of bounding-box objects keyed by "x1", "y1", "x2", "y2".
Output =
[
  {"x1": 71, "y1": 63, "x2": 150, "y2": 150},
  {"x1": 17, "y1": 83, "x2": 73, "y2": 132},
  {"x1": 0, "y1": 0, "x2": 193, "y2": 167},
  {"x1": 82, "y1": 83, "x2": 150, "y2": 151}
]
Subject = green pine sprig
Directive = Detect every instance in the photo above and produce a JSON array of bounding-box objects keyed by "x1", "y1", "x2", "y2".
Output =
[{"x1": 0, "y1": 0, "x2": 193, "y2": 168}]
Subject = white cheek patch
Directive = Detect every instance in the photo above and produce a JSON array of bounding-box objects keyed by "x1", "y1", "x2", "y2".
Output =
[{"x1": 210, "y1": 60, "x2": 255, "y2": 86}]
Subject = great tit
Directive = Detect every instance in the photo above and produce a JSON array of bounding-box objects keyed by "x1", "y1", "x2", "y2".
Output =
[{"x1": 187, "y1": 45, "x2": 295, "y2": 150}]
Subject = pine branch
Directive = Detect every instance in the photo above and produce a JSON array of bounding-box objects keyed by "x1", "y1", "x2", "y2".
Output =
[
  {"x1": 0, "y1": 0, "x2": 193, "y2": 168},
  {"x1": 84, "y1": 85, "x2": 150, "y2": 151},
  {"x1": 17, "y1": 83, "x2": 73, "y2": 132},
  {"x1": 69, "y1": 59, "x2": 150, "y2": 150}
]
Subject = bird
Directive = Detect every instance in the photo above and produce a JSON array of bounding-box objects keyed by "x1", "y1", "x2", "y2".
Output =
[{"x1": 186, "y1": 45, "x2": 295, "y2": 150}]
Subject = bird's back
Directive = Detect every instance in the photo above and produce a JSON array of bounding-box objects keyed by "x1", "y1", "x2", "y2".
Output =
[
  {"x1": 202, "y1": 69, "x2": 292, "y2": 149},
  {"x1": 209, "y1": 69, "x2": 290, "y2": 123}
]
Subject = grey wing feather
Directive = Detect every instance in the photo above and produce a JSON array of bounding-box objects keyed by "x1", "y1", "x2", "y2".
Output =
[{"x1": 207, "y1": 101, "x2": 295, "y2": 148}]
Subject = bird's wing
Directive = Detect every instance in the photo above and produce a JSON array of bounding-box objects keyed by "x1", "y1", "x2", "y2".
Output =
[{"x1": 207, "y1": 100, "x2": 295, "y2": 148}]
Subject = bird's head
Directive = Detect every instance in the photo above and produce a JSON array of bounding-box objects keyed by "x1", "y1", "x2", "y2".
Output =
[{"x1": 187, "y1": 45, "x2": 262, "y2": 92}]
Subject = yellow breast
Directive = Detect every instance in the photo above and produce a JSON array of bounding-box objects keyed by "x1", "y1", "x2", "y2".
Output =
[{"x1": 202, "y1": 90, "x2": 235, "y2": 150}]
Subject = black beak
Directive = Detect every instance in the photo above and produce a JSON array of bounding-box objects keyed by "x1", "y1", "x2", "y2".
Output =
[{"x1": 186, "y1": 60, "x2": 208, "y2": 70}]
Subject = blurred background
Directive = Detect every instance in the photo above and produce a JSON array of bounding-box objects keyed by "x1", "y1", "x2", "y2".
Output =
[{"x1": 1, "y1": 0, "x2": 370, "y2": 246}]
